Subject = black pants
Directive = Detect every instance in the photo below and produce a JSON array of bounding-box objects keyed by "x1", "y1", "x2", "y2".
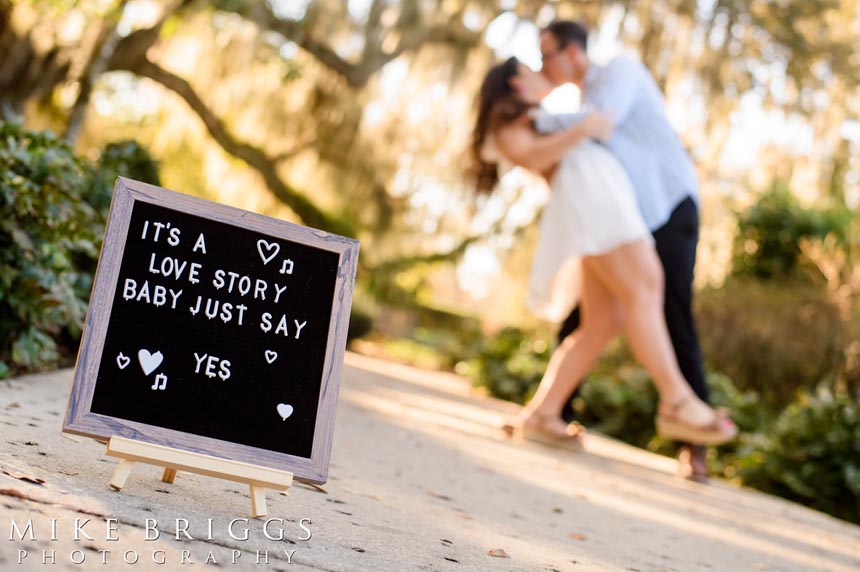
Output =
[{"x1": 558, "y1": 196, "x2": 708, "y2": 424}]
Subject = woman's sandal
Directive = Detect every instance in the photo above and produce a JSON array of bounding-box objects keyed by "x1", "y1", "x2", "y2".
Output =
[
  {"x1": 501, "y1": 414, "x2": 584, "y2": 451},
  {"x1": 656, "y1": 397, "x2": 738, "y2": 446}
]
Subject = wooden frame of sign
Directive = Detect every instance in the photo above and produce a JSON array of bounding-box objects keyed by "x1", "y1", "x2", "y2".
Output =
[{"x1": 63, "y1": 177, "x2": 359, "y2": 516}]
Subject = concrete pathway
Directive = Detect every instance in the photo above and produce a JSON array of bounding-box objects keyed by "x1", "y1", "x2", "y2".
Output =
[{"x1": 1, "y1": 352, "x2": 858, "y2": 571}]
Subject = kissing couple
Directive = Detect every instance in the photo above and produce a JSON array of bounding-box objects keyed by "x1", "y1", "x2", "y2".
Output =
[{"x1": 470, "y1": 20, "x2": 737, "y2": 465}]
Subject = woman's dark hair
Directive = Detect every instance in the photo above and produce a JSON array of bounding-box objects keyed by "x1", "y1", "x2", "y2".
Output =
[
  {"x1": 542, "y1": 20, "x2": 588, "y2": 52},
  {"x1": 469, "y1": 57, "x2": 532, "y2": 194}
]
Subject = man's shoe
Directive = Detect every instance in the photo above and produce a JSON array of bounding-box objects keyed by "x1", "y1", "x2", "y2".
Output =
[{"x1": 677, "y1": 444, "x2": 709, "y2": 482}]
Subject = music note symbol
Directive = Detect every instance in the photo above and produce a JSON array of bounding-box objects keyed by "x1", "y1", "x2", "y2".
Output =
[
  {"x1": 150, "y1": 373, "x2": 168, "y2": 391},
  {"x1": 279, "y1": 259, "x2": 294, "y2": 275}
]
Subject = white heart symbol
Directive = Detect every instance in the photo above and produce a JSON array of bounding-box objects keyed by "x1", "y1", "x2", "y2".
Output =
[
  {"x1": 276, "y1": 403, "x2": 293, "y2": 421},
  {"x1": 116, "y1": 353, "x2": 130, "y2": 370},
  {"x1": 138, "y1": 349, "x2": 164, "y2": 376},
  {"x1": 265, "y1": 350, "x2": 278, "y2": 364},
  {"x1": 257, "y1": 240, "x2": 280, "y2": 265}
]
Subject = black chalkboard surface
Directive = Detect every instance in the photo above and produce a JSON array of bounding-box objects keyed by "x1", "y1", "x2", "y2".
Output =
[{"x1": 64, "y1": 178, "x2": 359, "y2": 484}]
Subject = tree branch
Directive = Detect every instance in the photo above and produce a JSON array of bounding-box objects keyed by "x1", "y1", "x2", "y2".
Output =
[
  {"x1": 260, "y1": 8, "x2": 483, "y2": 87},
  {"x1": 375, "y1": 194, "x2": 538, "y2": 274},
  {"x1": 272, "y1": 131, "x2": 317, "y2": 164},
  {"x1": 64, "y1": 0, "x2": 130, "y2": 143},
  {"x1": 118, "y1": 57, "x2": 354, "y2": 237},
  {"x1": 375, "y1": 233, "x2": 484, "y2": 274}
]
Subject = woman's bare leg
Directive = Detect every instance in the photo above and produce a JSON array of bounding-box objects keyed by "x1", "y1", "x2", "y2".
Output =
[
  {"x1": 583, "y1": 240, "x2": 715, "y2": 425},
  {"x1": 519, "y1": 264, "x2": 624, "y2": 429}
]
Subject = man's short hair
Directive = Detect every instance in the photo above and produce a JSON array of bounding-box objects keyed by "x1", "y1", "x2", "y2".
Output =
[{"x1": 543, "y1": 20, "x2": 588, "y2": 51}]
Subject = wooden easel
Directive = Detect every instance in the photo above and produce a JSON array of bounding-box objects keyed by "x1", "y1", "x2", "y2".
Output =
[{"x1": 105, "y1": 437, "x2": 293, "y2": 517}]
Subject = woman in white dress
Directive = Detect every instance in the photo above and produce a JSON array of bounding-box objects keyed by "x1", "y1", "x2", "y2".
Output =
[{"x1": 471, "y1": 58, "x2": 736, "y2": 447}]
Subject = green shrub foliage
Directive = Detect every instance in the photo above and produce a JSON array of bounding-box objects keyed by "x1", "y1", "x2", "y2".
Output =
[
  {"x1": 736, "y1": 386, "x2": 860, "y2": 523},
  {"x1": 732, "y1": 183, "x2": 852, "y2": 279},
  {"x1": 464, "y1": 326, "x2": 550, "y2": 404},
  {"x1": 695, "y1": 277, "x2": 841, "y2": 407},
  {"x1": 0, "y1": 122, "x2": 160, "y2": 374},
  {"x1": 92, "y1": 140, "x2": 161, "y2": 213},
  {"x1": 0, "y1": 123, "x2": 97, "y2": 373}
]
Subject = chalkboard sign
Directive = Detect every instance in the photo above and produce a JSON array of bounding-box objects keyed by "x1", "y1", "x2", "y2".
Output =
[{"x1": 63, "y1": 178, "x2": 359, "y2": 484}]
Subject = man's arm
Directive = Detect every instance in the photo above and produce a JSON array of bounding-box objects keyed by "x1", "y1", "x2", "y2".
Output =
[
  {"x1": 533, "y1": 110, "x2": 588, "y2": 134},
  {"x1": 585, "y1": 56, "x2": 640, "y2": 125},
  {"x1": 496, "y1": 113, "x2": 612, "y2": 173}
]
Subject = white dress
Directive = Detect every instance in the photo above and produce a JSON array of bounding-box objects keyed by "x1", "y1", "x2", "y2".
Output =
[{"x1": 484, "y1": 128, "x2": 653, "y2": 322}]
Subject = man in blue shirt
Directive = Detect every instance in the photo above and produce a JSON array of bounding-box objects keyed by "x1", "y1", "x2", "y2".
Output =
[{"x1": 528, "y1": 20, "x2": 710, "y2": 480}]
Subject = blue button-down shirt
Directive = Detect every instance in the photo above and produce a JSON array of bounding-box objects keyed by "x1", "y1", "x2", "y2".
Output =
[{"x1": 535, "y1": 56, "x2": 699, "y2": 231}]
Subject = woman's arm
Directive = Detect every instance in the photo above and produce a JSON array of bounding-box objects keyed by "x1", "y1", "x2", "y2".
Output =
[{"x1": 495, "y1": 112, "x2": 612, "y2": 173}]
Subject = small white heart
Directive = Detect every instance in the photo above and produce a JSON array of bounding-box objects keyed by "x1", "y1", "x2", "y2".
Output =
[
  {"x1": 116, "y1": 353, "x2": 130, "y2": 370},
  {"x1": 265, "y1": 350, "x2": 278, "y2": 364},
  {"x1": 257, "y1": 240, "x2": 280, "y2": 265},
  {"x1": 276, "y1": 403, "x2": 293, "y2": 421},
  {"x1": 138, "y1": 349, "x2": 164, "y2": 376}
]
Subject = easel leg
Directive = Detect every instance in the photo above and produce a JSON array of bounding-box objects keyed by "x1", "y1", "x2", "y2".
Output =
[
  {"x1": 109, "y1": 459, "x2": 136, "y2": 491},
  {"x1": 249, "y1": 485, "x2": 267, "y2": 517},
  {"x1": 162, "y1": 468, "x2": 177, "y2": 483}
]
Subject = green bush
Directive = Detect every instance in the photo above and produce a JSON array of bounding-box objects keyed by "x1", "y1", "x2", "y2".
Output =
[
  {"x1": 0, "y1": 122, "x2": 99, "y2": 373},
  {"x1": 696, "y1": 277, "x2": 841, "y2": 407},
  {"x1": 347, "y1": 307, "x2": 374, "y2": 341},
  {"x1": 0, "y1": 123, "x2": 160, "y2": 374},
  {"x1": 734, "y1": 385, "x2": 860, "y2": 523},
  {"x1": 701, "y1": 372, "x2": 775, "y2": 480},
  {"x1": 732, "y1": 183, "x2": 852, "y2": 279},
  {"x1": 463, "y1": 326, "x2": 551, "y2": 404},
  {"x1": 574, "y1": 366, "x2": 658, "y2": 449},
  {"x1": 91, "y1": 140, "x2": 161, "y2": 214}
]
